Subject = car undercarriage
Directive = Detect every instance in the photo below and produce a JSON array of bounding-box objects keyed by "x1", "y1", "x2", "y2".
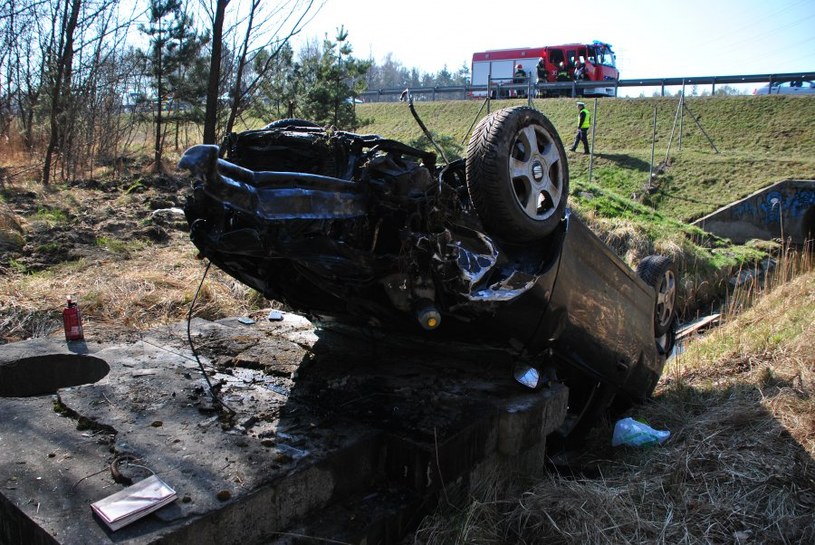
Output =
[{"x1": 179, "y1": 103, "x2": 677, "y2": 437}]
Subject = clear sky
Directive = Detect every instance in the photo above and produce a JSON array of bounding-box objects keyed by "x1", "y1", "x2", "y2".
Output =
[{"x1": 298, "y1": 0, "x2": 815, "y2": 81}]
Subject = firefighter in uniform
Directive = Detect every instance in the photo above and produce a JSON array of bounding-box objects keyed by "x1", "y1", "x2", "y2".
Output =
[
  {"x1": 513, "y1": 64, "x2": 527, "y2": 97},
  {"x1": 573, "y1": 61, "x2": 586, "y2": 81},
  {"x1": 536, "y1": 57, "x2": 547, "y2": 82},
  {"x1": 556, "y1": 62, "x2": 570, "y2": 81},
  {"x1": 555, "y1": 62, "x2": 570, "y2": 97},
  {"x1": 570, "y1": 101, "x2": 591, "y2": 154},
  {"x1": 535, "y1": 57, "x2": 548, "y2": 97}
]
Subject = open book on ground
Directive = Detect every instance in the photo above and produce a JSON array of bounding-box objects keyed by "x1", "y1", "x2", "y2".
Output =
[{"x1": 91, "y1": 474, "x2": 177, "y2": 531}]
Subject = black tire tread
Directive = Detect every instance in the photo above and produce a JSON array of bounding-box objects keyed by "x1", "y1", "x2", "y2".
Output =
[
  {"x1": 466, "y1": 106, "x2": 568, "y2": 242},
  {"x1": 467, "y1": 109, "x2": 514, "y2": 235}
]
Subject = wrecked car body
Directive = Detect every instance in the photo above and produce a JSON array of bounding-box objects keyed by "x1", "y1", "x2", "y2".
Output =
[{"x1": 179, "y1": 106, "x2": 677, "y2": 436}]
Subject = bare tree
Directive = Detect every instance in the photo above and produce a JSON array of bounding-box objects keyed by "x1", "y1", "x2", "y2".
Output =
[
  {"x1": 202, "y1": 0, "x2": 228, "y2": 144},
  {"x1": 1, "y1": 1, "x2": 55, "y2": 152},
  {"x1": 41, "y1": 0, "x2": 82, "y2": 185},
  {"x1": 62, "y1": 2, "x2": 138, "y2": 178},
  {"x1": 141, "y1": 0, "x2": 208, "y2": 173},
  {"x1": 27, "y1": 0, "x2": 130, "y2": 183},
  {"x1": 200, "y1": 0, "x2": 322, "y2": 143},
  {"x1": 0, "y1": 0, "x2": 14, "y2": 140},
  {"x1": 1, "y1": 0, "x2": 144, "y2": 182}
]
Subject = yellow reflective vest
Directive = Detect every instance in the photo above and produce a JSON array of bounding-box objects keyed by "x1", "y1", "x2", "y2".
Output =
[{"x1": 579, "y1": 107, "x2": 591, "y2": 129}]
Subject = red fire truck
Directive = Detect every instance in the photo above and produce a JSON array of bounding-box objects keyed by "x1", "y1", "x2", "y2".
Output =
[{"x1": 471, "y1": 41, "x2": 619, "y2": 98}]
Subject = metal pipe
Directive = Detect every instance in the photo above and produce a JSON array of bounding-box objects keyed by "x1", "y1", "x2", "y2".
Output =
[
  {"x1": 679, "y1": 83, "x2": 685, "y2": 152},
  {"x1": 648, "y1": 105, "x2": 657, "y2": 189},
  {"x1": 588, "y1": 98, "x2": 598, "y2": 184}
]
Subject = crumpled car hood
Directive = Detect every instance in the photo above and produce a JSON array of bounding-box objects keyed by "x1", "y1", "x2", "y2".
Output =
[{"x1": 179, "y1": 129, "x2": 561, "y2": 341}]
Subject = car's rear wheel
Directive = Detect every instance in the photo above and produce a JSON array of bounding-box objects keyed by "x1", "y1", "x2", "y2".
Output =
[
  {"x1": 636, "y1": 255, "x2": 677, "y2": 336},
  {"x1": 466, "y1": 107, "x2": 569, "y2": 242}
]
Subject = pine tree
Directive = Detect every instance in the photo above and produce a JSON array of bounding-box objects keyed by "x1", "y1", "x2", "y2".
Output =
[
  {"x1": 248, "y1": 44, "x2": 298, "y2": 121},
  {"x1": 299, "y1": 28, "x2": 369, "y2": 129},
  {"x1": 140, "y1": 0, "x2": 208, "y2": 172}
]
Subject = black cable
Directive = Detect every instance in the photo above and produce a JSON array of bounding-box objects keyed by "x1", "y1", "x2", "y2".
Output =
[
  {"x1": 461, "y1": 96, "x2": 490, "y2": 146},
  {"x1": 400, "y1": 88, "x2": 449, "y2": 166},
  {"x1": 186, "y1": 260, "x2": 235, "y2": 415}
]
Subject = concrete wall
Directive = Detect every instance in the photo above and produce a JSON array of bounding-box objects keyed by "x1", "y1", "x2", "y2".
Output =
[{"x1": 693, "y1": 180, "x2": 815, "y2": 245}]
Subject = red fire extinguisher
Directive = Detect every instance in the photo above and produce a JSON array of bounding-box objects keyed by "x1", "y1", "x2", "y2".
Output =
[{"x1": 63, "y1": 295, "x2": 84, "y2": 341}]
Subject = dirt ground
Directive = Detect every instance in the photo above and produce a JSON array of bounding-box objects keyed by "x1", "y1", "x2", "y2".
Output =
[
  {"x1": 1, "y1": 174, "x2": 186, "y2": 272},
  {"x1": 0, "y1": 169, "x2": 261, "y2": 344}
]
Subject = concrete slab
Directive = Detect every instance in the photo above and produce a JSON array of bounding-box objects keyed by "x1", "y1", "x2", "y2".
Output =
[{"x1": 1, "y1": 314, "x2": 567, "y2": 545}]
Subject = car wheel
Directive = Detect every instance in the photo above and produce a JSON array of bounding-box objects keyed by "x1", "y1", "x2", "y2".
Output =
[
  {"x1": 466, "y1": 106, "x2": 569, "y2": 242},
  {"x1": 263, "y1": 118, "x2": 321, "y2": 129},
  {"x1": 636, "y1": 255, "x2": 677, "y2": 336}
]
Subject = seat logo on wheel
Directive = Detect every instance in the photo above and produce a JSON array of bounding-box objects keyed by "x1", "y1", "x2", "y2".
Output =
[{"x1": 532, "y1": 161, "x2": 545, "y2": 182}]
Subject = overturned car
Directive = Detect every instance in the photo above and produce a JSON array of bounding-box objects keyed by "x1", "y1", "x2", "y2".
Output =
[{"x1": 179, "y1": 105, "x2": 677, "y2": 436}]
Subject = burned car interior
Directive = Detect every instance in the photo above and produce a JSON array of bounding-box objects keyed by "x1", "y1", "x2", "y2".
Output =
[{"x1": 179, "y1": 103, "x2": 678, "y2": 438}]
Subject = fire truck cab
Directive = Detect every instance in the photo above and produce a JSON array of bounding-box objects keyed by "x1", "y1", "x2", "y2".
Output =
[{"x1": 471, "y1": 41, "x2": 619, "y2": 98}]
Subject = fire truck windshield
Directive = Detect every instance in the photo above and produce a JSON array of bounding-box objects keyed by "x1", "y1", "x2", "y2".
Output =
[{"x1": 588, "y1": 44, "x2": 616, "y2": 67}]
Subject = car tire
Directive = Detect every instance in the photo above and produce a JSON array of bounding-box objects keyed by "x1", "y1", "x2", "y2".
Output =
[
  {"x1": 636, "y1": 255, "x2": 677, "y2": 337},
  {"x1": 263, "y1": 118, "x2": 320, "y2": 129},
  {"x1": 466, "y1": 106, "x2": 569, "y2": 242}
]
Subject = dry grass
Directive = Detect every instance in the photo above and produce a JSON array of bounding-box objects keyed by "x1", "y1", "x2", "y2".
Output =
[
  {"x1": 0, "y1": 235, "x2": 265, "y2": 342},
  {"x1": 0, "y1": 154, "x2": 274, "y2": 344},
  {"x1": 1, "y1": 102, "x2": 813, "y2": 541},
  {"x1": 411, "y1": 263, "x2": 815, "y2": 545}
]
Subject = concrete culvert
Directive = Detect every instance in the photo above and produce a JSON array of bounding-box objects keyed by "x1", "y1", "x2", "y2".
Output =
[{"x1": 0, "y1": 355, "x2": 109, "y2": 397}]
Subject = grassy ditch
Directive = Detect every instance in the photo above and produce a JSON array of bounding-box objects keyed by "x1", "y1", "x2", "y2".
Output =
[
  {"x1": 411, "y1": 262, "x2": 815, "y2": 545},
  {"x1": 357, "y1": 95, "x2": 815, "y2": 224}
]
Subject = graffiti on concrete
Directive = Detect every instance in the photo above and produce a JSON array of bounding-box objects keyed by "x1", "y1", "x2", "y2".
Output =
[
  {"x1": 695, "y1": 181, "x2": 815, "y2": 244},
  {"x1": 731, "y1": 199, "x2": 757, "y2": 220},
  {"x1": 787, "y1": 190, "x2": 815, "y2": 217},
  {"x1": 756, "y1": 189, "x2": 815, "y2": 225},
  {"x1": 759, "y1": 191, "x2": 784, "y2": 224}
]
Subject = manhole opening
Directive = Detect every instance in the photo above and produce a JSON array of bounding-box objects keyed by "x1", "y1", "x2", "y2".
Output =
[{"x1": 0, "y1": 354, "x2": 109, "y2": 397}]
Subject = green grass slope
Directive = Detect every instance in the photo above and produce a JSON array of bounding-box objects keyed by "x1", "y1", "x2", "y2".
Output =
[
  {"x1": 355, "y1": 95, "x2": 815, "y2": 316},
  {"x1": 356, "y1": 95, "x2": 815, "y2": 223}
]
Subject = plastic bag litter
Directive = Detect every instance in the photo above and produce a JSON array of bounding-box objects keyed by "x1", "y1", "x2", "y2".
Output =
[{"x1": 612, "y1": 417, "x2": 670, "y2": 447}]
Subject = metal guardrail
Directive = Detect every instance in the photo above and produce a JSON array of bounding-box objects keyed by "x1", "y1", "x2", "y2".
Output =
[
  {"x1": 359, "y1": 71, "x2": 815, "y2": 102},
  {"x1": 617, "y1": 71, "x2": 815, "y2": 96}
]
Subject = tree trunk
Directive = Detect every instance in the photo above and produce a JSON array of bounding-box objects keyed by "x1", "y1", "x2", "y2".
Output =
[
  {"x1": 154, "y1": 16, "x2": 164, "y2": 173},
  {"x1": 203, "y1": 0, "x2": 229, "y2": 144},
  {"x1": 42, "y1": 0, "x2": 82, "y2": 185}
]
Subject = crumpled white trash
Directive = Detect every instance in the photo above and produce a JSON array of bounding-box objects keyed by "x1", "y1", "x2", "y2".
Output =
[{"x1": 612, "y1": 417, "x2": 670, "y2": 447}]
